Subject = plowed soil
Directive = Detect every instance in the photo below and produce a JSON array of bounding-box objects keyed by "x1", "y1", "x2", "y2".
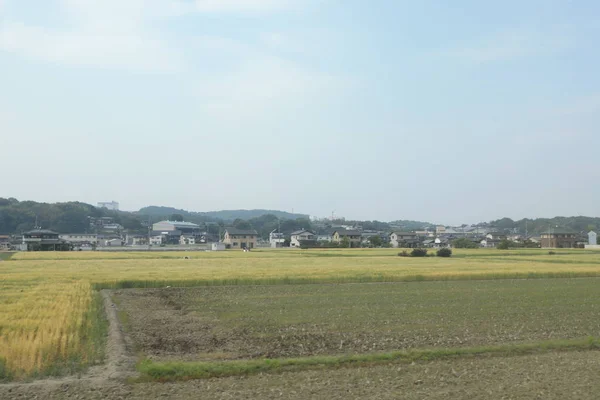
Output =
[{"x1": 113, "y1": 279, "x2": 600, "y2": 361}]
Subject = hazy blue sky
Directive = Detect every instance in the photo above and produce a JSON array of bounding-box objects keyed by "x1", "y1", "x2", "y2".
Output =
[{"x1": 1, "y1": 0, "x2": 599, "y2": 224}]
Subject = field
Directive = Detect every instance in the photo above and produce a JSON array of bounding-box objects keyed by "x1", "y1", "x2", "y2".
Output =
[
  {"x1": 115, "y1": 280, "x2": 600, "y2": 361},
  {"x1": 1, "y1": 247, "x2": 600, "y2": 398}
]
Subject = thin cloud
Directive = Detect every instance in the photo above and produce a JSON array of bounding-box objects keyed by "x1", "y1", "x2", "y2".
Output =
[
  {"x1": 0, "y1": 0, "x2": 185, "y2": 72},
  {"x1": 194, "y1": 0, "x2": 293, "y2": 13},
  {"x1": 0, "y1": 21, "x2": 183, "y2": 72},
  {"x1": 439, "y1": 28, "x2": 573, "y2": 64}
]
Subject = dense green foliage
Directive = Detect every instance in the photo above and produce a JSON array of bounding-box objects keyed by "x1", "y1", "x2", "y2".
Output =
[
  {"x1": 488, "y1": 216, "x2": 600, "y2": 234},
  {"x1": 437, "y1": 248, "x2": 452, "y2": 257},
  {"x1": 0, "y1": 198, "x2": 143, "y2": 234},
  {"x1": 410, "y1": 248, "x2": 428, "y2": 257},
  {"x1": 452, "y1": 237, "x2": 479, "y2": 248}
]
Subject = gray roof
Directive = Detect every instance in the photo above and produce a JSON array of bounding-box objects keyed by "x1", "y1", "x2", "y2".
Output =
[
  {"x1": 225, "y1": 228, "x2": 258, "y2": 235},
  {"x1": 291, "y1": 230, "x2": 314, "y2": 235},
  {"x1": 541, "y1": 227, "x2": 578, "y2": 235},
  {"x1": 334, "y1": 229, "x2": 361, "y2": 236},
  {"x1": 390, "y1": 231, "x2": 417, "y2": 236},
  {"x1": 24, "y1": 229, "x2": 59, "y2": 235},
  {"x1": 157, "y1": 220, "x2": 200, "y2": 228}
]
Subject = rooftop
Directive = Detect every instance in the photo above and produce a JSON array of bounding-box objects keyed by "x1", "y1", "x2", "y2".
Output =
[
  {"x1": 335, "y1": 229, "x2": 361, "y2": 236},
  {"x1": 225, "y1": 228, "x2": 258, "y2": 235},
  {"x1": 291, "y1": 230, "x2": 314, "y2": 235},
  {"x1": 24, "y1": 229, "x2": 59, "y2": 235},
  {"x1": 541, "y1": 227, "x2": 578, "y2": 235},
  {"x1": 157, "y1": 220, "x2": 200, "y2": 228}
]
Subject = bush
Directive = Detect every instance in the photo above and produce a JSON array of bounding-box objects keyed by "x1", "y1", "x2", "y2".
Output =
[
  {"x1": 436, "y1": 248, "x2": 452, "y2": 257},
  {"x1": 398, "y1": 250, "x2": 409, "y2": 257},
  {"x1": 548, "y1": 251, "x2": 556, "y2": 255},
  {"x1": 410, "y1": 248, "x2": 428, "y2": 257}
]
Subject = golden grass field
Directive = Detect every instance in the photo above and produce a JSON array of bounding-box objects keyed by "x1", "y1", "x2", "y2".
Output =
[{"x1": 1, "y1": 247, "x2": 600, "y2": 380}]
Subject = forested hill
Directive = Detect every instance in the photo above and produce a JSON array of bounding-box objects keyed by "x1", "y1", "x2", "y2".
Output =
[
  {"x1": 488, "y1": 216, "x2": 600, "y2": 234},
  {"x1": 137, "y1": 206, "x2": 308, "y2": 222},
  {"x1": 0, "y1": 198, "x2": 143, "y2": 234}
]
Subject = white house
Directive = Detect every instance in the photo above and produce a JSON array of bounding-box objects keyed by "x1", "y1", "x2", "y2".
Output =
[
  {"x1": 290, "y1": 230, "x2": 315, "y2": 247},
  {"x1": 269, "y1": 230, "x2": 285, "y2": 248},
  {"x1": 149, "y1": 235, "x2": 163, "y2": 246},
  {"x1": 179, "y1": 235, "x2": 196, "y2": 245},
  {"x1": 586, "y1": 231, "x2": 599, "y2": 249},
  {"x1": 211, "y1": 242, "x2": 226, "y2": 251}
]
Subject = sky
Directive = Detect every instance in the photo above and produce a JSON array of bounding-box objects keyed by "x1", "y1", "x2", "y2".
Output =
[{"x1": 1, "y1": 0, "x2": 599, "y2": 225}]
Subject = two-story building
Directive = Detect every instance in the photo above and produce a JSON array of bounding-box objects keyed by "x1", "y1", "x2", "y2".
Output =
[
  {"x1": 269, "y1": 230, "x2": 285, "y2": 248},
  {"x1": 540, "y1": 228, "x2": 578, "y2": 248},
  {"x1": 179, "y1": 235, "x2": 196, "y2": 245},
  {"x1": 222, "y1": 228, "x2": 258, "y2": 249},
  {"x1": 22, "y1": 229, "x2": 70, "y2": 251},
  {"x1": 290, "y1": 230, "x2": 315, "y2": 247},
  {"x1": 389, "y1": 231, "x2": 419, "y2": 248},
  {"x1": 331, "y1": 229, "x2": 362, "y2": 248},
  {"x1": 59, "y1": 233, "x2": 98, "y2": 245}
]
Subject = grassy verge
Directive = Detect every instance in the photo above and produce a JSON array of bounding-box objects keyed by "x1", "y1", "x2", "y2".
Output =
[
  {"x1": 93, "y1": 270, "x2": 600, "y2": 290},
  {"x1": 0, "y1": 252, "x2": 14, "y2": 261},
  {"x1": 137, "y1": 337, "x2": 600, "y2": 382}
]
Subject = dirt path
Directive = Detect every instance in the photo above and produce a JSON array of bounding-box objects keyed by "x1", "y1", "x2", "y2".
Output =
[{"x1": 0, "y1": 290, "x2": 136, "y2": 394}]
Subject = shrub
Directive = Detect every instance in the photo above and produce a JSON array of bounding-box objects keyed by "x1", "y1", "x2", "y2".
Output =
[
  {"x1": 398, "y1": 250, "x2": 409, "y2": 257},
  {"x1": 436, "y1": 248, "x2": 452, "y2": 257},
  {"x1": 410, "y1": 248, "x2": 428, "y2": 257},
  {"x1": 548, "y1": 251, "x2": 556, "y2": 255}
]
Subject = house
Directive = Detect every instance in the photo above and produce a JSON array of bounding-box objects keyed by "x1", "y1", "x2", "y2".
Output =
[
  {"x1": 269, "y1": 230, "x2": 285, "y2": 248},
  {"x1": 0, "y1": 235, "x2": 10, "y2": 250},
  {"x1": 22, "y1": 229, "x2": 70, "y2": 251},
  {"x1": 59, "y1": 233, "x2": 98, "y2": 245},
  {"x1": 179, "y1": 235, "x2": 196, "y2": 245},
  {"x1": 290, "y1": 230, "x2": 315, "y2": 247},
  {"x1": 585, "y1": 231, "x2": 599, "y2": 249},
  {"x1": 152, "y1": 220, "x2": 201, "y2": 235},
  {"x1": 540, "y1": 228, "x2": 578, "y2": 248},
  {"x1": 316, "y1": 234, "x2": 332, "y2": 242},
  {"x1": 222, "y1": 228, "x2": 258, "y2": 249},
  {"x1": 389, "y1": 232, "x2": 419, "y2": 248},
  {"x1": 331, "y1": 230, "x2": 362, "y2": 247},
  {"x1": 486, "y1": 232, "x2": 507, "y2": 241},
  {"x1": 211, "y1": 242, "x2": 226, "y2": 251},
  {"x1": 149, "y1": 235, "x2": 163, "y2": 246},
  {"x1": 480, "y1": 238, "x2": 501, "y2": 248},
  {"x1": 151, "y1": 230, "x2": 182, "y2": 245},
  {"x1": 125, "y1": 234, "x2": 148, "y2": 246},
  {"x1": 434, "y1": 237, "x2": 449, "y2": 248},
  {"x1": 105, "y1": 238, "x2": 123, "y2": 247}
]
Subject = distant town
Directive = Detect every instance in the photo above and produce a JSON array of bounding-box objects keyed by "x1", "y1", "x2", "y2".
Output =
[{"x1": 0, "y1": 198, "x2": 598, "y2": 252}]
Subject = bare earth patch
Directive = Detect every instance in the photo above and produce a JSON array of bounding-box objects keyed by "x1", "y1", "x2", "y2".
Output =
[{"x1": 112, "y1": 280, "x2": 600, "y2": 361}]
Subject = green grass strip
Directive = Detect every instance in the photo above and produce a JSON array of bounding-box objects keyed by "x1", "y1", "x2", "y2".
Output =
[
  {"x1": 0, "y1": 252, "x2": 14, "y2": 261},
  {"x1": 93, "y1": 271, "x2": 600, "y2": 290},
  {"x1": 136, "y1": 337, "x2": 600, "y2": 382}
]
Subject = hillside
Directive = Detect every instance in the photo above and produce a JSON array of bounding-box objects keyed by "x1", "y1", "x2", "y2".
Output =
[
  {"x1": 0, "y1": 198, "x2": 143, "y2": 234},
  {"x1": 488, "y1": 216, "x2": 600, "y2": 235},
  {"x1": 137, "y1": 206, "x2": 308, "y2": 222}
]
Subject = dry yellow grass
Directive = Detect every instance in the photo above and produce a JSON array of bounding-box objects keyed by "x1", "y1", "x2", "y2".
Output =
[{"x1": 2, "y1": 247, "x2": 600, "y2": 379}]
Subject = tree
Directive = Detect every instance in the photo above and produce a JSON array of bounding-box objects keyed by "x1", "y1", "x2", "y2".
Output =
[
  {"x1": 437, "y1": 248, "x2": 452, "y2": 257},
  {"x1": 497, "y1": 239, "x2": 513, "y2": 250},
  {"x1": 452, "y1": 238, "x2": 478, "y2": 249},
  {"x1": 233, "y1": 218, "x2": 251, "y2": 230},
  {"x1": 340, "y1": 237, "x2": 350, "y2": 248},
  {"x1": 170, "y1": 214, "x2": 184, "y2": 222},
  {"x1": 368, "y1": 235, "x2": 383, "y2": 247}
]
